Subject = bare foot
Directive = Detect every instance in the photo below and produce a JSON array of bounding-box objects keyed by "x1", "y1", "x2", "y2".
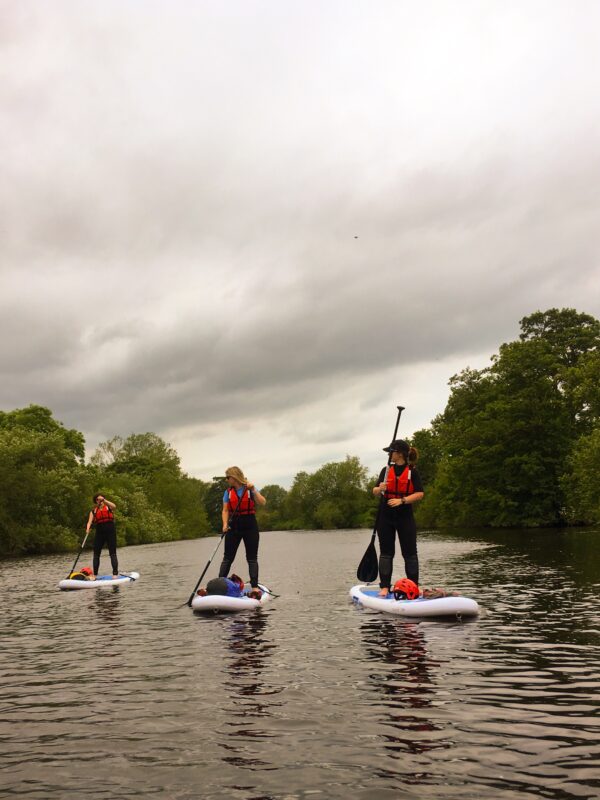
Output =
[{"x1": 378, "y1": 587, "x2": 389, "y2": 597}]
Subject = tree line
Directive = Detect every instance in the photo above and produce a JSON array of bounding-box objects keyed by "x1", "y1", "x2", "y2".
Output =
[{"x1": 0, "y1": 308, "x2": 598, "y2": 558}]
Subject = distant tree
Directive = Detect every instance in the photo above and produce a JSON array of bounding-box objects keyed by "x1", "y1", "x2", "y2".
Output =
[
  {"x1": 203, "y1": 476, "x2": 228, "y2": 532},
  {"x1": 282, "y1": 456, "x2": 373, "y2": 529},
  {"x1": 410, "y1": 428, "x2": 442, "y2": 487},
  {"x1": 419, "y1": 308, "x2": 600, "y2": 528},
  {"x1": 0, "y1": 427, "x2": 90, "y2": 556},
  {"x1": 0, "y1": 404, "x2": 85, "y2": 462},
  {"x1": 256, "y1": 484, "x2": 288, "y2": 531},
  {"x1": 561, "y1": 428, "x2": 600, "y2": 524},
  {"x1": 93, "y1": 432, "x2": 181, "y2": 478}
]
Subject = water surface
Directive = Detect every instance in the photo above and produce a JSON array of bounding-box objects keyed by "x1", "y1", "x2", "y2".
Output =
[{"x1": 1, "y1": 528, "x2": 598, "y2": 799}]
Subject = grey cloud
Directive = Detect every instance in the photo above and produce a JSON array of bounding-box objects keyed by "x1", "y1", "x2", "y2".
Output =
[{"x1": 1, "y1": 2, "x2": 600, "y2": 475}]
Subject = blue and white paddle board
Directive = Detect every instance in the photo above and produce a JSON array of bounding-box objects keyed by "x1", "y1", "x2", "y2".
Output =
[
  {"x1": 350, "y1": 584, "x2": 479, "y2": 617},
  {"x1": 59, "y1": 572, "x2": 140, "y2": 590},
  {"x1": 191, "y1": 583, "x2": 273, "y2": 613}
]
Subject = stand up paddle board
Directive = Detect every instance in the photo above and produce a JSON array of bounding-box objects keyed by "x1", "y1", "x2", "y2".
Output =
[
  {"x1": 191, "y1": 584, "x2": 273, "y2": 613},
  {"x1": 59, "y1": 572, "x2": 140, "y2": 590},
  {"x1": 350, "y1": 584, "x2": 479, "y2": 617}
]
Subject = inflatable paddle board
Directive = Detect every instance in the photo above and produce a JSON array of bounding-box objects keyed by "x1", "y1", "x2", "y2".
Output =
[
  {"x1": 59, "y1": 572, "x2": 140, "y2": 590},
  {"x1": 191, "y1": 584, "x2": 273, "y2": 614},
  {"x1": 350, "y1": 584, "x2": 479, "y2": 617}
]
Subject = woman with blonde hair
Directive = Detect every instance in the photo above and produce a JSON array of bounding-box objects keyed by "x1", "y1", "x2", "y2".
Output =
[{"x1": 219, "y1": 466, "x2": 266, "y2": 590}]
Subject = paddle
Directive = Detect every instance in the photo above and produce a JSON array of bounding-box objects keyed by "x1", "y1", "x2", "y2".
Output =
[
  {"x1": 184, "y1": 485, "x2": 248, "y2": 607},
  {"x1": 66, "y1": 530, "x2": 91, "y2": 579},
  {"x1": 356, "y1": 405, "x2": 405, "y2": 583}
]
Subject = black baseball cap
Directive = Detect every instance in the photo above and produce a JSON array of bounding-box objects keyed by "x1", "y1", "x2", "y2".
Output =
[{"x1": 383, "y1": 439, "x2": 409, "y2": 454}]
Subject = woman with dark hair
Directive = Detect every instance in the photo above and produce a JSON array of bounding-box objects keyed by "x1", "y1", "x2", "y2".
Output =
[
  {"x1": 85, "y1": 494, "x2": 119, "y2": 580},
  {"x1": 373, "y1": 440, "x2": 424, "y2": 597}
]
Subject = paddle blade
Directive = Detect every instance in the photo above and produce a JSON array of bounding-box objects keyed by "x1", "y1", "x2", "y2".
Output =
[{"x1": 357, "y1": 536, "x2": 379, "y2": 582}]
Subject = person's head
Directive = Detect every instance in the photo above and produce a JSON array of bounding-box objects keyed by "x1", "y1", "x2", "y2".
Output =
[
  {"x1": 383, "y1": 439, "x2": 418, "y2": 465},
  {"x1": 93, "y1": 493, "x2": 105, "y2": 505},
  {"x1": 393, "y1": 578, "x2": 420, "y2": 600},
  {"x1": 225, "y1": 466, "x2": 247, "y2": 487},
  {"x1": 230, "y1": 573, "x2": 245, "y2": 591}
]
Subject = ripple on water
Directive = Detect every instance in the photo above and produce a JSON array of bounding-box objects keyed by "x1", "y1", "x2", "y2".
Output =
[{"x1": 0, "y1": 530, "x2": 599, "y2": 799}]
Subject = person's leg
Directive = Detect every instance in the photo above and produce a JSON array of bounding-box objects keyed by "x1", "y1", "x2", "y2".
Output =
[
  {"x1": 398, "y1": 516, "x2": 419, "y2": 585},
  {"x1": 376, "y1": 517, "x2": 396, "y2": 595},
  {"x1": 241, "y1": 520, "x2": 260, "y2": 588},
  {"x1": 218, "y1": 530, "x2": 242, "y2": 577},
  {"x1": 92, "y1": 527, "x2": 105, "y2": 577},
  {"x1": 106, "y1": 524, "x2": 119, "y2": 576}
]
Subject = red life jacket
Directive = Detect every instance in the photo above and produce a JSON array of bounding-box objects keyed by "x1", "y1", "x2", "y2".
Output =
[
  {"x1": 227, "y1": 488, "x2": 255, "y2": 516},
  {"x1": 93, "y1": 503, "x2": 115, "y2": 524},
  {"x1": 385, "y1": 466, "x2": 414, "y2": 498}
]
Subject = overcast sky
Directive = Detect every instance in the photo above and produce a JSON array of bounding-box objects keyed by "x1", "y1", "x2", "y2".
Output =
[{"x1": 1, "y1": 1, "x2": 599, "y2": 486}]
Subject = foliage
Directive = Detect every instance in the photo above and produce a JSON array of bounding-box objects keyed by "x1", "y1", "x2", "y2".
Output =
[
  {"x1": 203, "y1": 477, "x2": 229, "y2": 532},
  {"x1": 0, "y1": 404, "x2": 85, "y2": 462},
  {"x1": 279, "y1": 456, "x2": 376, "y2": 530},
  {"x1": 416, "y1": 308, "x2": 600, "y2": 528},
  {"x1": 0, "y1": 426, "x2": 91, "y2": 556},
  {"x1": 1, "y1": 308, "x2": 597, "y2": 558}
]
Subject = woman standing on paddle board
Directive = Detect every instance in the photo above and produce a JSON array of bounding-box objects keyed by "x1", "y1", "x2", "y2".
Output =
[
  {"x1": 219, "y1": 467, "x2": 266, "y2": 591},
  {"x1": 85, "y1": 494, "x2": 119, "y2": 580},
  {"x1": 372, "y1": 440, "x2": 424, "y2": 597}
]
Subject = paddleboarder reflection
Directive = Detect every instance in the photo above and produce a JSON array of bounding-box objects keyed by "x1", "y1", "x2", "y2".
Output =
[
  {"x1": 360, "y1": 617, "x2": 447, "y2": 758},
  {"x1": 92, "y1": 587, "x2": 122, "y2": 624},
  {"x1": 218, "y1": 612, "x2": 281, "y2": 771}
]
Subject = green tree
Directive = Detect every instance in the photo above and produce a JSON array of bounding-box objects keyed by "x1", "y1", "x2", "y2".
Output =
[
  {"x1": 561, "y1": 428, "x2": 600, "y2": 523},
  {"x1": 420, "y1": 308, "x2": 600, "y2": 528},
  {"x1": 93, "y1": 433, "x2": 181, "y2": 477},
  {"x1": 282, "y1": 456, "x2": 373, "y2": 529},
  {"x1": 0, "y1": 427, "x2": 90, "y2": 556},
  {"x1": 0, "y1": 404, "x2": 85, "y2": 461},
  {"x1": 203, "y1": 477, "x2": 228, "y2": 532},
  {"x1": 256, "y1": 484, "x2": 288, "y2": 531}
]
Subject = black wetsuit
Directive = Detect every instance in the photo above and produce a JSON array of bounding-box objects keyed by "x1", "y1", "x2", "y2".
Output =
[
  {"x1": 92, "y1": 515, "x2": 119, "y2": 577},
  {"x1": 219, "y1": 493, "x2": 260, "y2": 588},
  {"x1": 376, "y1": 465, "x2": 423, "y2": 588}
]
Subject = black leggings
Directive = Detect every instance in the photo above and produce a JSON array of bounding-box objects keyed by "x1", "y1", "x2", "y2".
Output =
[
  {"x1": 218, "y1": 517, "x2": 260, "y2": 587},
  {"x1": 377, "y1": 511, "x2": 419, "y2": 588},
  {"x1": 93, "y1": 522, "x2": 119, "y2": 576}
]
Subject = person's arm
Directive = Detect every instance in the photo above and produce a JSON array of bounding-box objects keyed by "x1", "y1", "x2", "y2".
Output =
[
  {"x1": 373, "y1": 468, "x2": 387, "y2": 496},
  {"x1": 246, "y1": 483, "x2": 266, "y2": 506},
  {"x1": 222, "y1": 503, "x2": 230, "y2": 533},
  {"x1": 387, "y1": 491, "x2": 424, "y2": 507},
  {"x1": 85, "y1": 511, "x2": 94, "y2": 534},
  {"x1": 104, "y1": 499, "x2": 116, "y2": 510}
]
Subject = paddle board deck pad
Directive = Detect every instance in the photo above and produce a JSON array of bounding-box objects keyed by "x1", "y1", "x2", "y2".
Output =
[
  {"x1": 350, "y1": 584, "x2": 479, "y2": 617},
  {"x1": 191, "y1": 584, "x2": 273, "y2": 613},
  {"x1": 59, "y1": 572, "x2": 140, "y2": 590}
]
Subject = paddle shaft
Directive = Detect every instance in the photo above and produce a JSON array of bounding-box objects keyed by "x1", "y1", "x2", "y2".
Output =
[
  {"x1": 185, "y1": 485, "x2": 248, "y2": 607},
  {"x1": 371, "y1": 405, "x2": 405, "y2": 540},
  {"x1": 66, "y1": 530, "x2": 91, "y2": 579}
]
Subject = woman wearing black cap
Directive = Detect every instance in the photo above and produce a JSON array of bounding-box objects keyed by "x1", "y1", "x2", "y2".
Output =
[{"x1": 373, "y1": 440, "x2": 424, "y2": 597}]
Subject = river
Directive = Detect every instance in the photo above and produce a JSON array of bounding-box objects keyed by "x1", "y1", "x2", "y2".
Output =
[{"x1": 0, "y1": 527, "x2": 598, "y2": 799}]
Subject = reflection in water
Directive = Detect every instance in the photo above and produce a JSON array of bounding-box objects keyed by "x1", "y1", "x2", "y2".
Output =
[
  {"x1": 360, "y1": 616, "x2": 450, "y2": 765},
  {"x1": 217, "y1": 611, "x2": 281, "y2": 772},
  {"x1": 93, "y1": 587, "x2": 123, "y2": 624}
]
